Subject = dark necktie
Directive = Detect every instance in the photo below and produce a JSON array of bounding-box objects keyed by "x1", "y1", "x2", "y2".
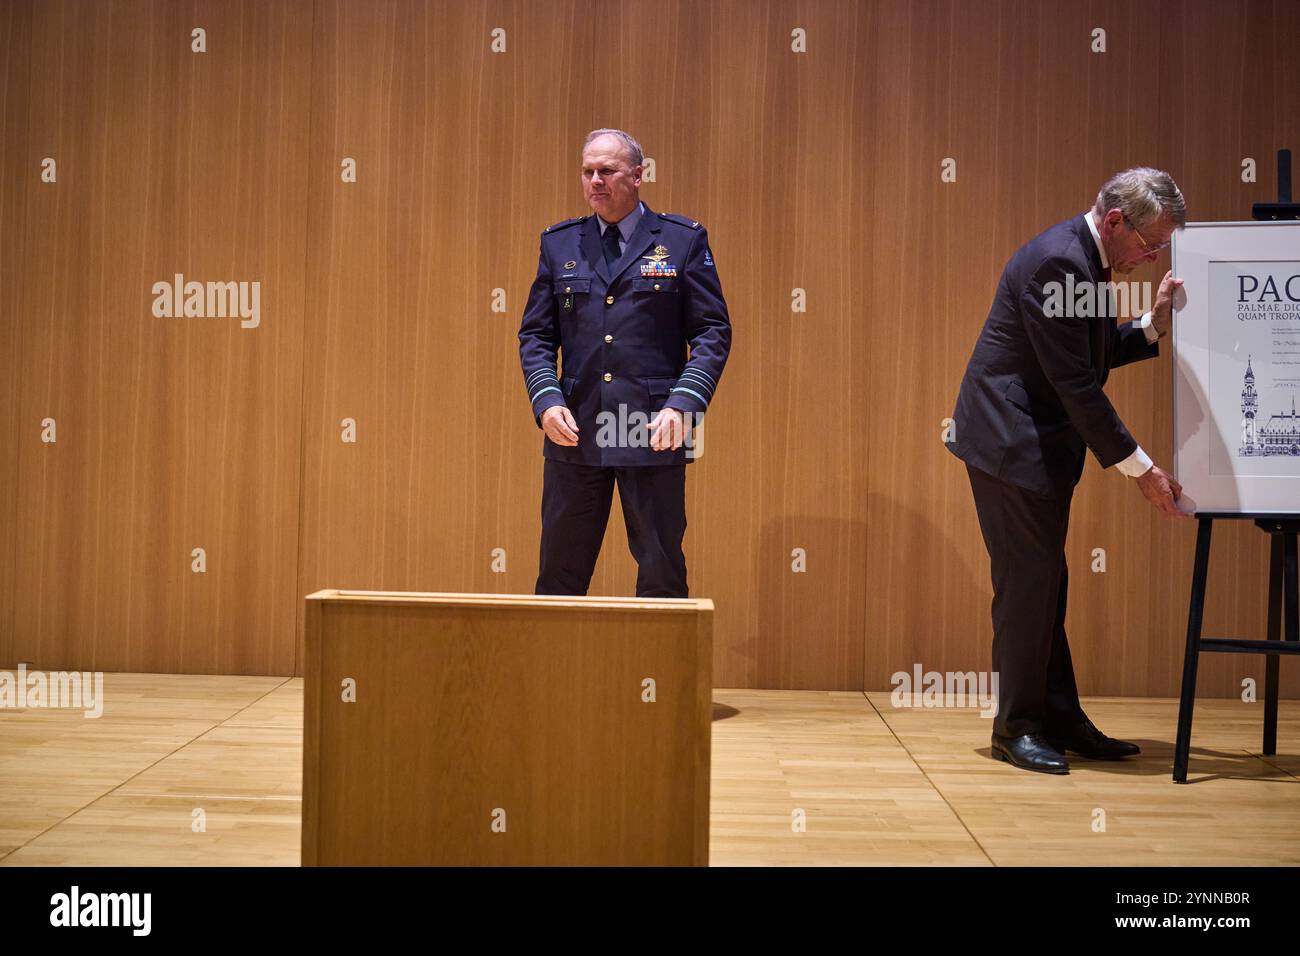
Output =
[{"x1": 602, "y1": 223, "x2": 621, "y2": 265}]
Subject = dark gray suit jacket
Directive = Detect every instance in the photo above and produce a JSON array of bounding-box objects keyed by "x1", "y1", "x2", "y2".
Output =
[{"x1": 947, "y1": 215, "x2": 1159, "y2": 498}]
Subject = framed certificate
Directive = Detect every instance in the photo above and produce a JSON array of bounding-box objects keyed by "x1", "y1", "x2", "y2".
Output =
[{"x1": 1172, "y1": 221, "x2": 1300, "y2": 515}]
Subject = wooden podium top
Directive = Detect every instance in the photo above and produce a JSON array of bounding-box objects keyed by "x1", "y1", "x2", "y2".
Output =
[{"x1": 305, "y1": 589, "x2": 714, "y2": 614}]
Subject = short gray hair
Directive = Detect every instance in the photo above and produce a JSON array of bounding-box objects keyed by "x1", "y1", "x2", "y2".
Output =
[
  {"x1": 1093, "y1": 167, "x2": 1187, "y2": 229},
  {"x1": 583, "y1": 128, "x2": 643, "y2": 168}
]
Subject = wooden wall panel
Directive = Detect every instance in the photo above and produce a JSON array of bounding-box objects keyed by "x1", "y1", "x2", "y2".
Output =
[
  {"x1": 5, "y1": 0, "x2": 1297, "y2": 696},
  {"x1": 297, "y1": 0, "x2": 551, "y2": 649},
  {"x1": 1140, "y1": 0, "x2": 1300, "y2": 697},
  {"x1": 1052, "y1": 0, "x2": 1300, "y2": 700},
  {"x1": 688, "y1": 0, "x2": 872, "y2": 689},
  {"x1": 296, "y1": 0, "x2": 872, "y2": 689},
  {"x1": 11, "y1": 0, "x2": 311, "y2": 674},
  {"x1": 864, "y1": 0, "x2": 1300, "y2": 698},
  {"x1": 0, "y1": 0, "x2": 33, "y2": 669}
]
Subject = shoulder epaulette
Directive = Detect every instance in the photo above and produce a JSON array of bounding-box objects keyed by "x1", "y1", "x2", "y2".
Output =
[
  {"x1": 544, "y1": 215, "x2": 588, "y2": 233},
  {"x1": 658, "y1": 212, "x2": 702, "y2": 230}
]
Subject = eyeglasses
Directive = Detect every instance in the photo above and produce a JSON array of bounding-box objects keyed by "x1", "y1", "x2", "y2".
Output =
[{"x1": 1123, "y1": 215, "x2": 1171, "y2": 254}]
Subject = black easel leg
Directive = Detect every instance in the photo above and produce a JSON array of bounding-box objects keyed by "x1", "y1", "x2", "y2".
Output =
[
  {"x1": 1264, "y1": 534, "x2": 1283, "y2": 755},
  {"x1": 1174, "y1": 517, "x2": 1213, "y2": 783},
  {"x1": 1285, "y1": 530, "x2": 1300, "y2": 667}
]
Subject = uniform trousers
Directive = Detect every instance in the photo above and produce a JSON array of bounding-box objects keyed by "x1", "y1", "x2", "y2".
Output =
[{"x1": 536, "y1": 458, "x2": 688, "y2": 598}]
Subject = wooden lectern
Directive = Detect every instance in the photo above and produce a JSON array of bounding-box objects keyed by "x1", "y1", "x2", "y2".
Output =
[{"x1": 301, "y1": 590, "x2": 713, "y2": 866}]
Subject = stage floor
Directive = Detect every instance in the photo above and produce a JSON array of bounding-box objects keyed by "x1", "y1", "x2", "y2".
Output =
[{"x1": 2, "y1": 675, "x2": 1297, "y2": 866}]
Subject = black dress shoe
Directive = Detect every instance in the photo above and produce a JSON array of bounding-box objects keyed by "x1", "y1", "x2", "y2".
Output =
[
  {"x1": 1046, "y1": 719, "x2": 1140, "y2": 759},
  {"x1": 991, "y1": 733, "x2": 1069, "y2": 774}
]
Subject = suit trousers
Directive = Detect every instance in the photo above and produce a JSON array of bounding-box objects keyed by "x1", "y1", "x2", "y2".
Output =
[
  {"x1": 535, "y1": 458, "x2": 688, "y2": 598},
  {"x1": 965, "y1": 463, "x2": 1089, "y2": 738}
]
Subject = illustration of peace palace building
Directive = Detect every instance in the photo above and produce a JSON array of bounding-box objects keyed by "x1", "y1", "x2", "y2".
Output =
[{"x1": 1240, "y1": 357, "x2": 1300, "y2": 456}]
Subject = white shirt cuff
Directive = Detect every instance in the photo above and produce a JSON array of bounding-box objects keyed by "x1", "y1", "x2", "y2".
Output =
[
  {"x1": 1138, "y1": 311, "x2": 1159, "y2": 343},
  {"x1": 1115, "y1": 444, "x2": 1153, "y2": 478}
]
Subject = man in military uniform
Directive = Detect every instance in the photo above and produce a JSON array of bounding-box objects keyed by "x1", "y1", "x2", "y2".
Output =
[{"x1": 518, "y1": 128, "x2": 731, "y2": 597}]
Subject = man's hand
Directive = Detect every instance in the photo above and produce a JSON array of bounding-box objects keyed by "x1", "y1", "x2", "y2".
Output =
[
  {"x1": 541, "y1": 405, "x2": 579, "y2": 446},
  {"x1": 649, "y1": 407, "x2": 685, "y2": 451},
  {"x1": 1136, "y1": 463, "x2": 1185, "y2": 517},
  {"x1": 1151, "y1": 270, "x2": 1185, "y2": 339}
]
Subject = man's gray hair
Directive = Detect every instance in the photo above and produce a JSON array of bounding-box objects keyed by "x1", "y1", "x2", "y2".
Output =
[
  {"x1": 1093, "y1": 167, "x2": 1187, "y2": 229},
  {"x1": 583, "y1": 128, "x2": 643, "y2": 168}
]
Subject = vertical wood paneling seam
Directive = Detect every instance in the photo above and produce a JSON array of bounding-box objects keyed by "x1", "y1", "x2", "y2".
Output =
[
  {"x1": 122, "y1": 2, "x2": 159, "y2": 672},
  {"x1": 210, "y1": 0, "x2": 253, "y2": 672},
  {"x1": 4, "y1": 0, "x2": 36, "y2": 666},
  {"x1": 849, "y1": 0, "x2": 866, "y2": 690},
  {"x1": 292, "y1": 0, "x2": 322, "y2": 678}
]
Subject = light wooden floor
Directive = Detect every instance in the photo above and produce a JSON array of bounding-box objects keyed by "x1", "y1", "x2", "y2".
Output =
[{"x1": 2, "y1": 675, "x2": 1297, "y2": 866}]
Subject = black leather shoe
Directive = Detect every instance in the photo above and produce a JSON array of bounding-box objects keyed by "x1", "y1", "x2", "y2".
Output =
[
  {"x1": 991, "y1": 733, "x2": 1069, "y2": 774},
  {"x1": 1046, "y1": 719, "x2": 1140, "y2": 759}
]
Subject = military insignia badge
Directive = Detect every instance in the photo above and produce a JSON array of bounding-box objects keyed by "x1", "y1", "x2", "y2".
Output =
[
  {"x1": 703, "y1": 248, "x2": 714, "y2": 267},
  {"x1": 564, "y1": 260, "x2": 577, "y2": 269},
  {"x1": 640, "y1": 244, "x2": 677, "y2": 277}
]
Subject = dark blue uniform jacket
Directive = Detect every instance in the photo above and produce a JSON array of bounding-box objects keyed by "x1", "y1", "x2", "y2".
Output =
[{"x1": 518, "y1": 202, "x2": 731, "y2": 466}]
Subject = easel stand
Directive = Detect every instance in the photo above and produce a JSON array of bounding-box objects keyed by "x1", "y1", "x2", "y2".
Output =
[
  {"x1": 1173, "y1": 148, "x2": 1300, "y2": 782},
  {"x1": 1173, "y1": 515, "x2": 1300, "y2": 782}
]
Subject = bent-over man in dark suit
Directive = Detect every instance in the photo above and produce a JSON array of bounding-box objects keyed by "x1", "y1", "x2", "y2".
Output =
[{"x1": 947, "y1": 167, "x2": 1187, "y2": 773}]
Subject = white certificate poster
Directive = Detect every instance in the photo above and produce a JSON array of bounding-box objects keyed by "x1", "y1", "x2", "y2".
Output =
[{"x1": 1173, "y1": 222, "x2": 1300, "y2": 514}]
